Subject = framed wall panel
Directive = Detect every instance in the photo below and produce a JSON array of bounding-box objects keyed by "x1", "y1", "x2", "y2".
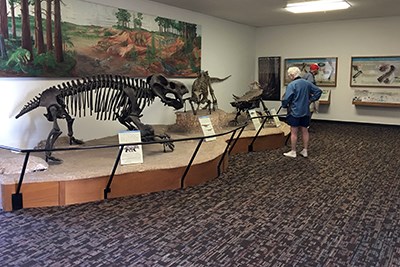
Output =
[
  {"x1": 350, "y1": 56, "x2": 400, "y2": 88},
  {"x1": 258, "y1": 56, "x2": 281, "y2": 101},
  {"x1": 284, "y1": 57, "x2": 337, "y2": 87}
]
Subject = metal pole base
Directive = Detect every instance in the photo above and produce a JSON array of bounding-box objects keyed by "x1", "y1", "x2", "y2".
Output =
[{"x1": 12, "y1": 193, "x2": 23, "y2": 210}]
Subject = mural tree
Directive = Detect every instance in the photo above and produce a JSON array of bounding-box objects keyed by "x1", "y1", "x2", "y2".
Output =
[
  {"x1": 46, "y1": 0, "x2": 54, "y2": 51},
  {"x1": 34, "y1": 0, "x2": 46, "y2": 55},
  {"x1": 116, "y1": 8, "x2": 131, "y2": 29},
  {"x1": 155, "y1": 17, "x2": 173, "y2": 34},
  {"x1": 54, "y1": 0, "x2": 63, "y2": 62},
  {"x1": 0, "y1": 0, "x2": 7, "y2": 59},
  {"x1": 133, "y1": 12, "x2": 143, "y2": 30},
  {"x1": 0, "y1": 0, "x2": 8, "y2": 39},
  {"x1": 182, "y1": 22, "x2": 197, "y2": 53},
  {"x1": 21, "y1": 0, "x2": 33, "y2": 61},
  {"x1": 9, "y1": 0, "x2": 18, "y2": 39}
]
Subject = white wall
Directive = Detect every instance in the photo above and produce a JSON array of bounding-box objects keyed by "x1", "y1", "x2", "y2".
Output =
[
  {"x1": 256, "y1": 16, "x2": 400, "y2": 126},
  {"x1": 0, "y1": 0, "x2": 256, "y2": 148}
]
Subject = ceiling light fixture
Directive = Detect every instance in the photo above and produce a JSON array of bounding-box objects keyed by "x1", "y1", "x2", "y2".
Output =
[{"x1": 285, "y1": 0, "x2": 351, "y2": 13}]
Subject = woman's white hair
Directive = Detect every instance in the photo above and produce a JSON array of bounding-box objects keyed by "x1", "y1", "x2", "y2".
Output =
[{"x1": 287, "y1": 66, "x2": 301, "y2": 78}]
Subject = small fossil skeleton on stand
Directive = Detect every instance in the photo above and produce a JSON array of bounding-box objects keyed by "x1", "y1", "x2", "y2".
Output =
[{"x1": 185, "y1": 70, "x2": 231, "y2": 115}]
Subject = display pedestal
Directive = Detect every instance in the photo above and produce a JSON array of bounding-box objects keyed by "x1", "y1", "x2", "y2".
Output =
[
  {"x1": 170, "y1": 109, "x2": 233, "y2": 134},
  {"x1": 1, "y1": 139, "x2": 229, "y2": 211},
  {"x1": 0, "y1": 112, "x2": 290, "y2": 211}
]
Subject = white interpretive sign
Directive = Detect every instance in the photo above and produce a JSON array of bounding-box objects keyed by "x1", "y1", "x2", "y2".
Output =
[
  {"x1": 270, "y1": 108, "x2": 281, "y2": 127},
  {"x1": 198, "y1": 116, "x2": 216, "y2": 141},
  {"x1": 118, "y1": 130, "x2": 143, "y2": 165},
  {"x1": 248, "y1": 109, "x2": 262, "y2": 131}
]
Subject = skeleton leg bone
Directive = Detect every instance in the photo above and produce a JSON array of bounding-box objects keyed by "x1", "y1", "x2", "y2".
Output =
[
  {"x1": 209, "y1": 86, "x2": 218, "y2": 111},
  {"x1": 188, "y1": 98, "x2": 197, "y2": 115},
  {"x1": 45, "y1": 106, "x2": 63, "y2": 164},
  {"x1": 65, "y1": 114, "x2": 84, "y2": 145}
]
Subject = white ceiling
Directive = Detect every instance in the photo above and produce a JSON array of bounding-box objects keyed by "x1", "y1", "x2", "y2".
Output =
[{"x1": 148, "y1": 0, "x2": 400, "y2": 27}]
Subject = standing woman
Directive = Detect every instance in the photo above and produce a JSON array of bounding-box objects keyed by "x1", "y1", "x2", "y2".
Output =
[
  {"x1": 303, "y1": 63, "x2": 320, "y2": 117},
  {"x1": 282, "y1": 66, "x2": 322, "y2": 158}
]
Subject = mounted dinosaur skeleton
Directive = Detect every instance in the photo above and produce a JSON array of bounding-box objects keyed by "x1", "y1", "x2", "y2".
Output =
[
  {"x1": 229, "y1": 81, "x2": 270, "y2": 126},
  {"x1": 15, "y1": 74, "x2": 188, "y2": 164},
  {"x1": 185, "y1": 70, "x2": 231, "y2": 115}
]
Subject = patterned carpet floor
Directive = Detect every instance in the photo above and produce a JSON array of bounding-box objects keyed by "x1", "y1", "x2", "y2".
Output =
[{"x1": 0, "y1": 121, "x2": 399, "y2": 267}]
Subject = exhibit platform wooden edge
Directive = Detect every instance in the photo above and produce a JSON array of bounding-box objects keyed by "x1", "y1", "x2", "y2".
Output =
[{"x1": 0, "y1": 130, "x2": 287, "y2": 211}]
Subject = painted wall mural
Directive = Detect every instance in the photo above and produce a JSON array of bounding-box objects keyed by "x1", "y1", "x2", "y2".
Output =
[{"x1": 0, "y1": 0, "x2": 201, "y2": 78}]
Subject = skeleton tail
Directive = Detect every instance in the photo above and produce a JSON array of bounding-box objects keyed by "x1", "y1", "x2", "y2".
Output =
[
  {"x1": 15, "y1": 95, "x2": 42, "y2": 119},
  {"x1": 209, "y1": 75, "x2": 231, "y2": 84}
]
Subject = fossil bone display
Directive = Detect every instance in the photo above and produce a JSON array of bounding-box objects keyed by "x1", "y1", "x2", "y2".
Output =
[
  {"x1": 185, "y1": 70, "x2": 230, "y2": 115},
  {"x1": 229, "y1": 81, "x2": 270, "y2": 126},
  {"x1": 15, "y1": 74, "x2": 188, "y2": 164}
]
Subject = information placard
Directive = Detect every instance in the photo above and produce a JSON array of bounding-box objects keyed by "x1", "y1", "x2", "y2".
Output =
[
  {"x1": 118, "y1": 130, "x2": 143, "y2": 165},
  {"x1": 270, "y1": 108, "x2": 281, "y2": 127},
  {"x1": 248, "y1": 109, "x2": 262, "y2": 131},
  {"x1": 198, "y1": 116, "x2": 216, "y2": 141}
]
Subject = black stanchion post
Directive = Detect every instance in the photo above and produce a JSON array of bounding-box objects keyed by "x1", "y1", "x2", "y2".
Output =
[
  {"x1": 104, "y1": 145, "x2": 124, "y2": 199},
  {"x1": 217, "y1": 130, "x2": 237, "y2": 177},
  {"x1": 12, "y1": 152, "x2": 30, "y2": 210},
  {"x1": 180, "y1": 138, "x2": 204, "y2": 189},
  {"x1": 248, "y1": 116, "x2": 269, "y2": 152},
  {"x1": 228, "y1": 124, "x2": 246, "y2": 155}
]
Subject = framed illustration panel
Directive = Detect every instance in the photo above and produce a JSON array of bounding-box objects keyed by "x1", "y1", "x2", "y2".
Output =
[
  {"x1": 284, "y1": 57, "x2": 337, "y2": 87},
  {"x1": 258, "y1": 56, "x2": 281, "y2": 100},
  {"x1": 1, "y1": 0, "x2": 201, "y2": 78},
  {"x1": 350, "y1": 56, "x2": 400, "y2": 88}
]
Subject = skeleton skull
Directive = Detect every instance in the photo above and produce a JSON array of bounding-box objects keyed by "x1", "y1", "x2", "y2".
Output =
[{"x1": 147, "y1": 74, "x2": 188, "y2": 109}]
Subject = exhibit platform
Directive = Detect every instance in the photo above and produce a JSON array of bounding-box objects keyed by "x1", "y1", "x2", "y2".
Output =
[{"x1": 0, "y1": 111, "x2": 289, "y2": 211}]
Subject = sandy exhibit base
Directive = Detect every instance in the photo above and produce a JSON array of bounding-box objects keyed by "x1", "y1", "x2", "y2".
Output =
[{"x1": 0, "y1": 110, "x2": 289, "y2": 211}]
